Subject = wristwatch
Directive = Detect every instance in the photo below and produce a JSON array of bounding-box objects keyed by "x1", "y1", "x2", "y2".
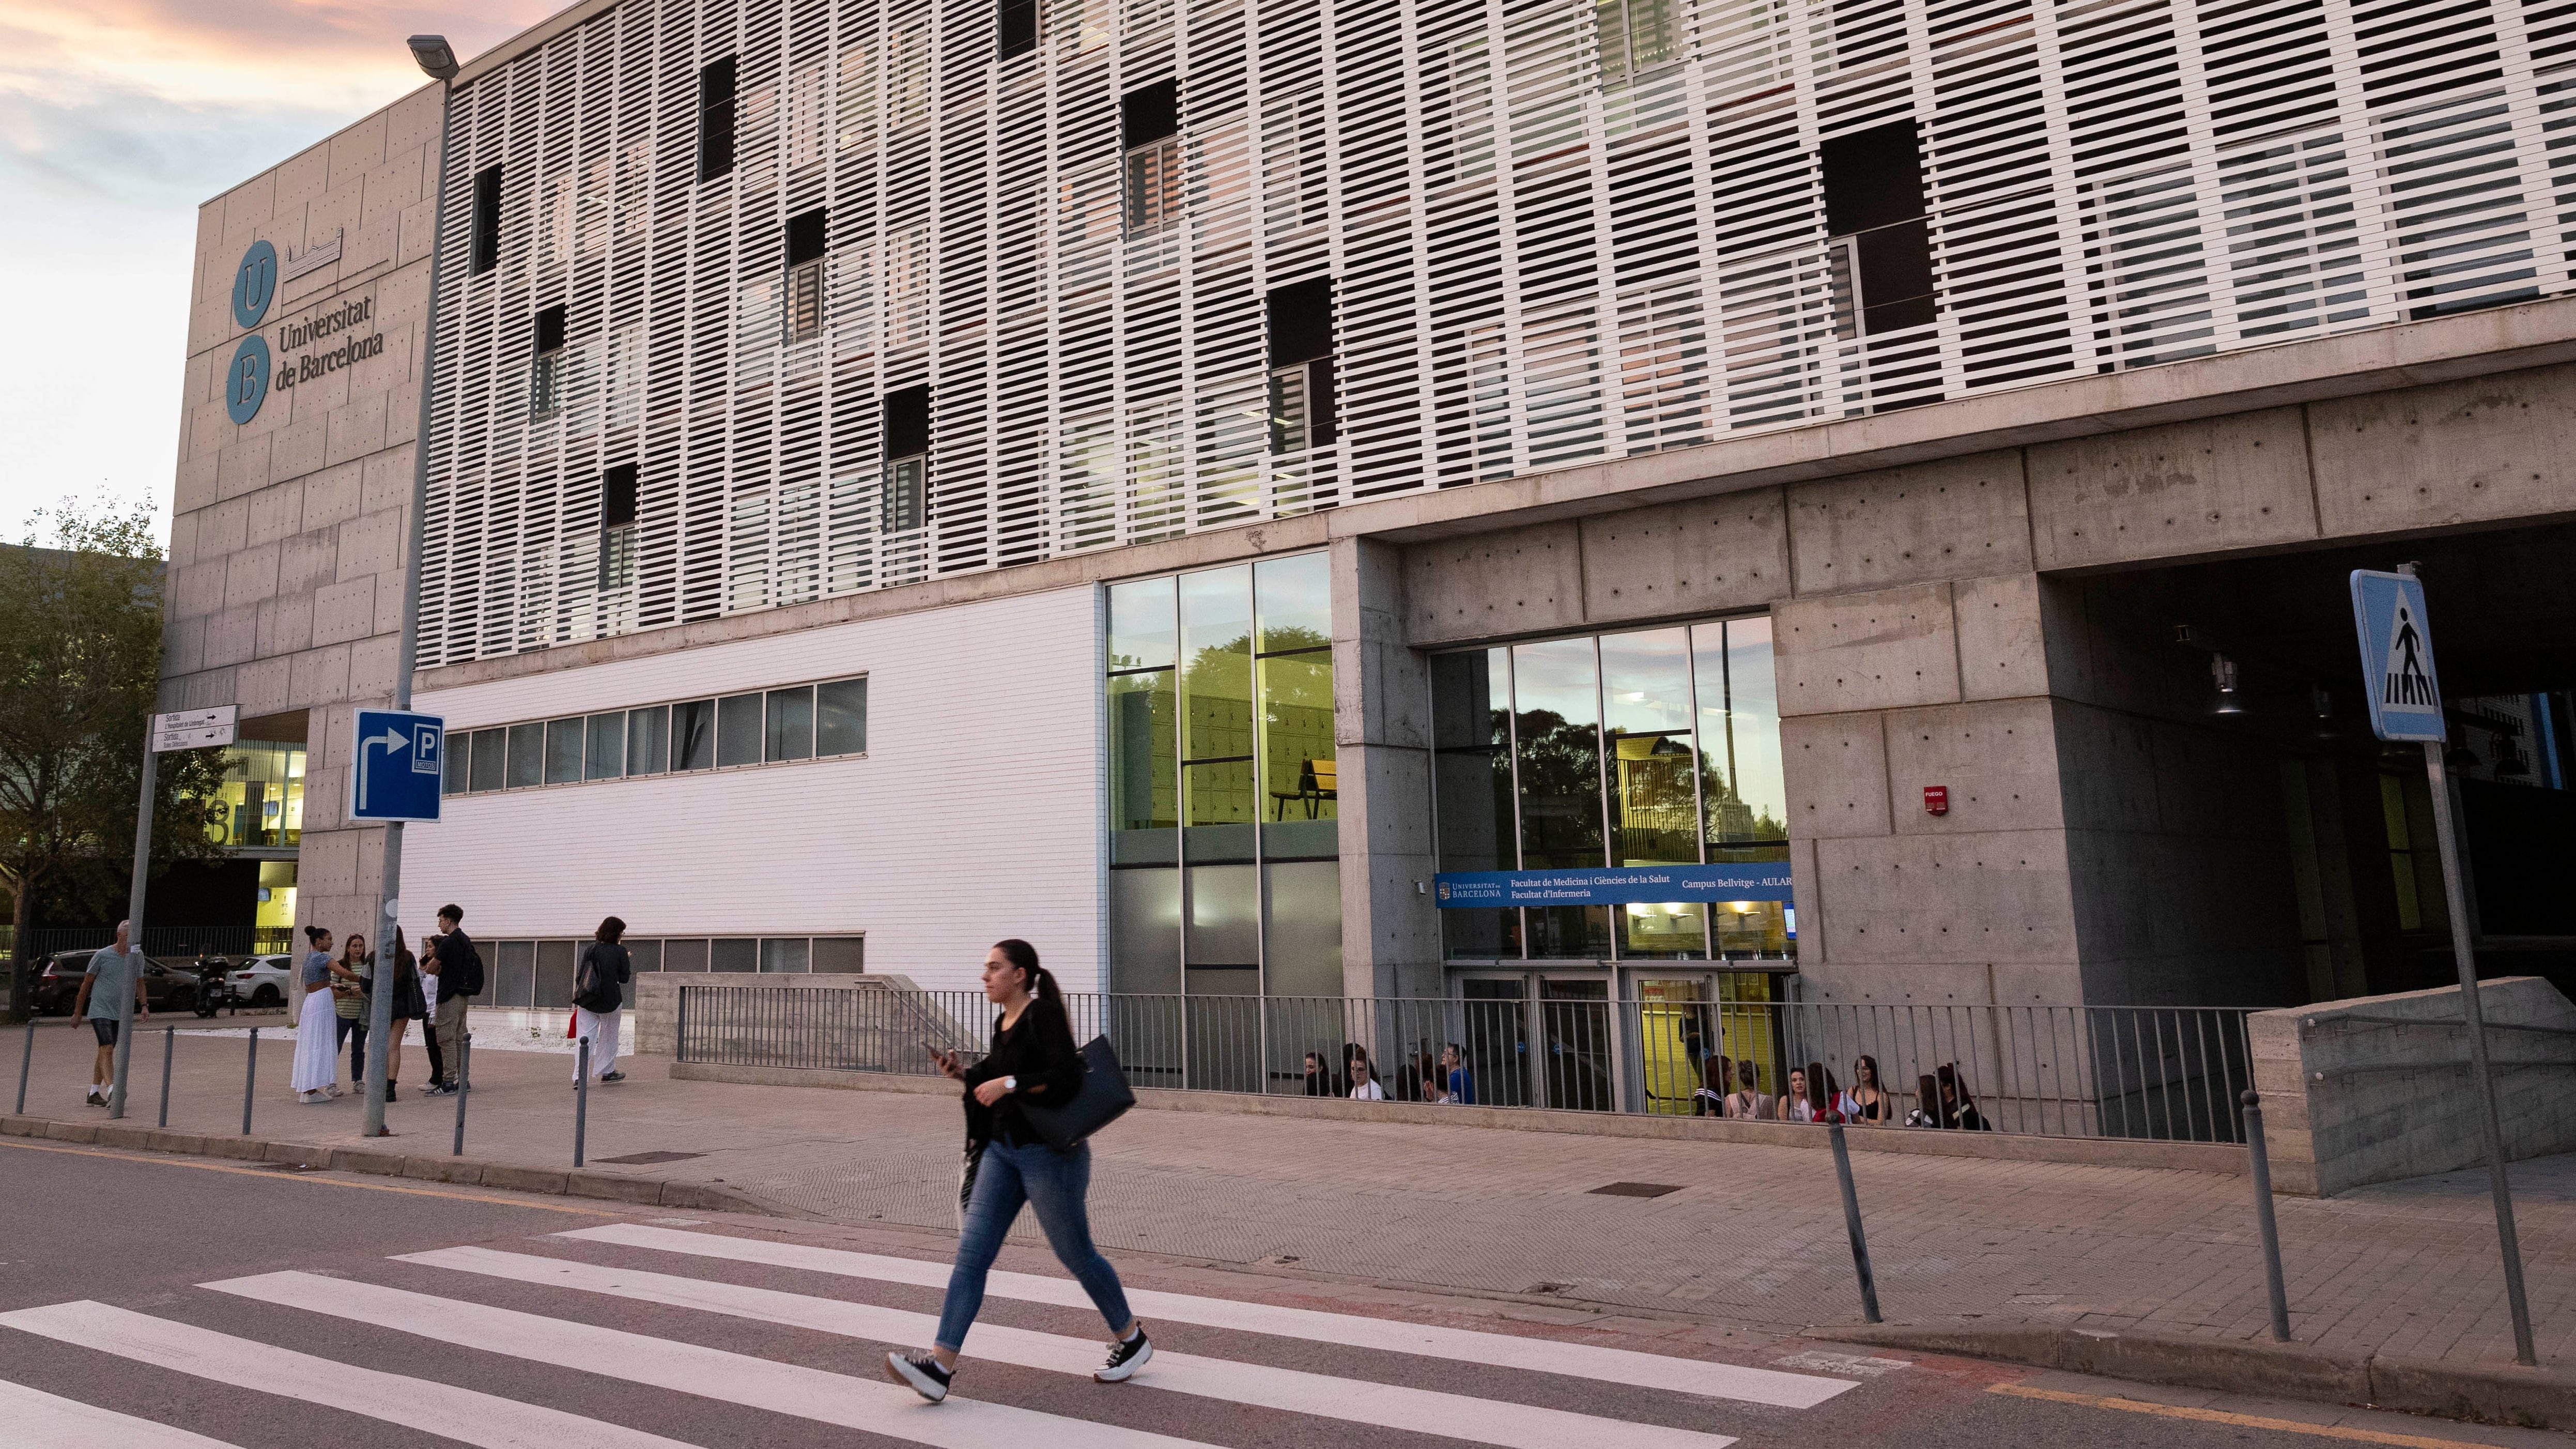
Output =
[{"x1": 1001, "y1": 1075, "x2": 1019, "y2": 1094}]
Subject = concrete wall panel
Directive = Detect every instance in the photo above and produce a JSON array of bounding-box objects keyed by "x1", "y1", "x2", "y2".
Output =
[
  {"x1": 1773, "y1": 581, "x2": 1961, "y2": 717},
  {"x1": 2310, "y1": 361, "x2": 2576, "y2": 536},
  {"x1": 1780, "y1": 712, "x2": 1893, "y2": 839},
  {"x1": 1787, "y1": 451, "x2": 2030, "y2": 595},
  {"x1": 1403, "y1": 521, "x2": 1585, "y2": 645},
  {"x1": 2027, "y1": 407, "x2": 2318, "y2": 568},
  {"x1": 1575, "y1": 489, "x2": 1788, "y2": 625},
  {"x1": 1809, "y1": 830, "x2": 2079, "y2": 966},
  {"x1": 1954, "y1": 572, "x2": 2055, "y2": 703},
  {"x1": 1883, "y1": 697, "x2": 2065, "y2": 836}
]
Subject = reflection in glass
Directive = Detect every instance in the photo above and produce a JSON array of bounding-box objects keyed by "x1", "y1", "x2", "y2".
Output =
[
  {"x1": 1263, "y1": 860, "x2": 1342, "y2": 996},
  {"x1": 765, "y1": 687, "x2": 814, "y2": 761},
  {"x1": 1186, "y1": 863, "x2": 1260, "y2": 968},
  {"x1": 1441, "y1": 907, "x2": 1522, "y2": 960},
  {"x1": 1253, "y1": 552, "x2": 1331, "y2": 653},
  {"x1": 1541, "y1": 977, "x2": 1615, "y2": 1111},
  {"x1": 759, "y1": 937, "x2": 811, "y2": 973},
  {"x1": 545, "y1": 718, "x2": 583, "y2": 784},
  {"x1": 469, "y1": 729, "x2": 505, "y2": 792},
  {"x1": 1184, "y1": 759, "x2": 1257, "y2": 861},
  {"x1": 717, "y1": 693, "x2": 763, "y2": 766},
  {"x1": 585, "y1": 714, "x2": 625, "y2": 780},
  {"x1": 1692, "y1": 618, "x2": 1789, "y2": 955},
  {"x1": 1258, "y1": 652, "x2": 1335, "y2": 856},
  {"x1": 1527, "y1": 904, "x2": 1611, "y2": 959},
  {"x1": 1108, "y1": 576, "x2": 1177, "y2": 669},
  {"x1": 626, "y1": 705, "x2": 669, "y2": 776},
  {"x1": 1108, "y1": 670, "x2": 1177, "y2": 863},
  {"x1": 1510, "y1": 637, "x2": 1602, "y2": 869},
  {"x1": 506, "y1": 722, "x2": 544, "y2": 789},
  {"x1": 443, "y1": 736, "x2": 469, "y2": 795},
  {"x1": 672, "y1": 700, "x2": 716, "y2": 770},
  {"x1": 710, "y1": 938, "x2": 758, "y2": 972},
  {"x1": 1109, "y1": 868, "x2": 1182, "y2": 993},
  {"x1": 206, "y1": 741, "x2": 306, "y2": 847},
  {"x1": 1179, "y1": 567, "x2": 1254, "y2": 765},
  {"x1": 816, "y1": 677, "x2": 868, "y2": 755}
]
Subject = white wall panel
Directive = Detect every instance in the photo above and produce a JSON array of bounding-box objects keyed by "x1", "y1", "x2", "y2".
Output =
[{"x1": 408, "y1": 583, "x2": 1102, "y2": 992}]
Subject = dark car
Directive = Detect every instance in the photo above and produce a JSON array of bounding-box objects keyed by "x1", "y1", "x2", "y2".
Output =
[{"x1": 27, "y1": 949, "x2": 202, "y2": 1016}]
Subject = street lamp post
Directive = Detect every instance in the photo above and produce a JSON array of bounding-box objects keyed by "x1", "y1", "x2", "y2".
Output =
[{"x1": 361, "y1": 35, "x2": 460, "y2": 1139}]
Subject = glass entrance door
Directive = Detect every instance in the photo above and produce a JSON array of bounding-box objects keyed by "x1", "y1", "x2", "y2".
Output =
[
  {"x1": 1625, "y1": 968, "x2": 1786, "y2": 1114},
  {"x1": 1539, "y1": 978, "x2": 1615, "y2": 1112},
  {"x1": 1458, "y1": 977, "x2": 1532, "y2": 1107}
]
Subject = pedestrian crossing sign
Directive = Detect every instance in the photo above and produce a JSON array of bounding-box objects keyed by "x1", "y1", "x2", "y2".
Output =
[{"x1": 2350, "y1": 569, "x2": 2445, "y2": 742}]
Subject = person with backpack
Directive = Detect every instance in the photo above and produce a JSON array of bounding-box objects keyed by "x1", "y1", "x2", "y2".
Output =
[
  {"x1": 424, "y1": 904, "x2": 480, "y2": 1097},
  {"x1": 886, "y1": 939, "x2": 1149, "y2": 1403},
  {"x1": 572, "y1": 916, "x2": 630, "y2": 1085}
]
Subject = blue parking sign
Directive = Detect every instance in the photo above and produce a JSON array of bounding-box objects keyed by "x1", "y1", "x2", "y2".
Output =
[
  {"x1": 350, "y1": 709, "x2": 445, "y2": 822},
  {"x1": 2350, "y1": 571, "x2": 2445, "y2": 743}
]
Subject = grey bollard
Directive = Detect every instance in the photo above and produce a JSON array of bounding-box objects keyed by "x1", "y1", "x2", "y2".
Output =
[
  {"x1": 451, "y1": 1033, "x2": 472, "y2": 1157},
  {"x1": 574, "y1": 1036, "x2": 590, "y2": 1167},
  {"x1": 158, "y1": 1026, "x2": 174, "y2": 1128},
  {"x1": 15, "y1": 1018, "x2": 32, "y2": 1115},
  {"x1": 241, "y1": 1027, "x2": 258, "y2": 1136},
  {"x1": 1828, "y1": 1122, "x2": 1884, "y2": 1325},
  {"x1": 2240, "y1": 1090, "x2": 2292, "y2": 1342}
]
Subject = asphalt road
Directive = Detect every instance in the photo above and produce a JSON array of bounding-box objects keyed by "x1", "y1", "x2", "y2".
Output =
[{"x1": 0, "y1": 1137, "x2": 2557, "y2": 1449}]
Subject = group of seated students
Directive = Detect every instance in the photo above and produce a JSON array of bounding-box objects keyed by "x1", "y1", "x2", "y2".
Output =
[
  {"x1": 1303, "y1": 1042, "x2": 1473, "y2": 1103},
  {"x1": 1690, "y1": 1053, "x2": 1991, "y2": 1129}
]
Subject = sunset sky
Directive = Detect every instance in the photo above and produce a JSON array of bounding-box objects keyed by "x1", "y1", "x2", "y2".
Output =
[{"x1": 0, "y1": 0, "x2": 557, "y2": 545}]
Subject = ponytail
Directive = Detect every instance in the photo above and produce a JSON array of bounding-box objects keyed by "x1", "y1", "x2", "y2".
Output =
[
  {"x1": 303, "y1": 926, "x2": 328, "y2": 947},
  {"x1": 992, "y1": 938, "x2": 1061, "y2": 1008}
]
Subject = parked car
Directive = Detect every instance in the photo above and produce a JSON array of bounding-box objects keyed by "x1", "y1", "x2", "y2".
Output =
[
  {"x1": 227, "y1": 954, "x2": 292, "y2": 1008},
  {"x1": 26, "y1": 949, "x2": 201, "y2": 1015}
]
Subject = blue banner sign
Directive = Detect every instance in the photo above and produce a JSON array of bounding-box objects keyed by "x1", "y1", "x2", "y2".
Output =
[{"x1": 1433, "y1": 865, "x2": 1793, "y2": 907}]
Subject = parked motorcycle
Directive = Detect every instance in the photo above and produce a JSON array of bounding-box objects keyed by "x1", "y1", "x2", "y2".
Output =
[{"x1": 192, "y1": 954, "x2": 238, "y2": 1018}]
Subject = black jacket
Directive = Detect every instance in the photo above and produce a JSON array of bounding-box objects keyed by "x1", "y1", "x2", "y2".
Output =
[
  {"x1": 436, "y1": 929, "x2": 479, "y2": 1003},
  {"x1": 961, "y1": 994, "x2": 1083, "y2": 1148},
  {"x1": 575, "y1": 941, "x2": 630, "y2": 1013}
]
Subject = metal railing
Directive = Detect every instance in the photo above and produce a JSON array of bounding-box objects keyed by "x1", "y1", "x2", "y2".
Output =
[
  {"x1": 1, "y1": 926, "x2": 298, "y2": 962},
  {"x1": 675, "y1": 985, "x2": 2256, "y2": 1144}
]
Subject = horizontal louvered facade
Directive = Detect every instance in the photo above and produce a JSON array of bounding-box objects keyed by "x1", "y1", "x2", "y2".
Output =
[{"x1": 418, "y1": 0, "x2": 2576, "y2": 667}]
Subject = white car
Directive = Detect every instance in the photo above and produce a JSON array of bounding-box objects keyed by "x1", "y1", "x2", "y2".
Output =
[{"x1": 226, "y1": 954, "x2": 295, "y2": 1008}]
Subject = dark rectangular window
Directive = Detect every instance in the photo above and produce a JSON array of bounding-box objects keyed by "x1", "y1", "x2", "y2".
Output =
[
  {"x1": 468, "y1": 728, "x2": 505, "y2": 792},
  {"x1": 470, "y1": 165, "x2": 502, "y2": 274},
  {"x1": 882, "y1": 385, "x2": 929, "y2": 531},
  {"x1": 530, "y1": 304, "x2": 568, "y2": 420},
  {"x1": 672, "y1": 700, "x2": 716, "y2": 770},
  {"x1": 601, "y1": 463, "x2": 639, "y2": 528},
  {"x1": 1821, "y1": 120, "x2": 1936, "y2": 336},
  {"x1": 1120, "y1": 80, "x2": 1179, "y2": 148},
  {"x1": 699, "y1": 57, "x2": 739, "y2": 181},
  {"x1": 765, "y1": 687, "x2": 814, "y2": 762},
  {"x1": 817, "y1": 677, "x2": 869, "y2": 756},
  {"x1": 998, "y1": 0, "x2": 1038, "y2": 59},
  {"x1": 717, "y1": 692, "x2": 764, "y2": 767},
  {"x1": 1267, "y1": 279, "x2": 1338, "y2": 452},
  {"x1": 598, "y1": 462, "x2": 638, "y2": 591},
  {"x1": 785, "y1": 208, "x2": 828, "y2": 342},
  {"x1": 786, "y1": 209, "x2": 827, "y2": 266},
  {"x1": 882, "y1": 384, "x2": 930, "y2": 457},
  {"x1": 534, "y1": 305, "x2": 566, "y2": 354},
  {"x1": 505, "y1": 721, "x2": 543, "y2": 789}
]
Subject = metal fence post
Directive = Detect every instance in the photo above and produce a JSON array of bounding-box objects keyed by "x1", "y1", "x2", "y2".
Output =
[
  {"x1": 15, "y1": 1018, "x2": 32, "y2": 1115},
  {"x1": 1828, "y1": 1122, "x2": 1884, "y2": 1324},
  {"x1": 2240, "y1": 1090, "x2": 2292, "y2": 1342},
  {"x1": 241, "y1": 1027, "x2": 258, "y2": 1136},
  {"x1": 675, "y1": 983, "x2": 688, "y2": 1064},
  {"x1": 451, "y1": 1032, "x2": 471, "y2": 1157},
  {"x1": 574, "y1": 1036, "x2": 590, "y2": 1167},
  {"x1": 158, "y1": 1026, "x2": 174, "y2": 1128}
]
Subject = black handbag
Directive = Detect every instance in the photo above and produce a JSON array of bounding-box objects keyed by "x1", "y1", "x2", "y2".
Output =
[{"x1": 1016, "y1": 1035, "x2": 1136, "y2": 1153}]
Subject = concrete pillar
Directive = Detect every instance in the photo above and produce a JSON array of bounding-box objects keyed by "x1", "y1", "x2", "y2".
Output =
[{"x1": 1331, "y1": 536, "x2": 1439, "y2": 998}]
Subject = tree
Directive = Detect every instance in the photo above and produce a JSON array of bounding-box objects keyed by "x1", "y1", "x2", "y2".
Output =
[{"x1": 0, "y1": 497, "x2": 225, "y2": 1021}]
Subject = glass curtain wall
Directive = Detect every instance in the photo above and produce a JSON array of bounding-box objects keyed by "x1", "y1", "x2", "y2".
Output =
[
  {"x1": 1430, "y1": 616, "x2": 1788, "y2": 961},
  {"x1": 1106, "y1": 554, "x2": 1337, "y2": 1087}
]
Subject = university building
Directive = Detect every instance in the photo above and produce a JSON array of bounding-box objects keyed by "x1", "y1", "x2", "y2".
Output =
[{"x1": 165, "y1": 0, "x2": 2576, "y2": 1079}]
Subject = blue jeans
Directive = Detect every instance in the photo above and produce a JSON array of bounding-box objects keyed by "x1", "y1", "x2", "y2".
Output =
[{"x1": 935, "y1": 1138, "x2": 1132, "y2": 1352}]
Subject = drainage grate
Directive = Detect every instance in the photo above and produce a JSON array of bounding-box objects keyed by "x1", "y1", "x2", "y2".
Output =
[
  {"x1": 594, "y1": 1151, "x2": 706, "y2": 1166},
  {"x1": 1587, "y1": 1181, "x2": 1684, "y2": 1198}
]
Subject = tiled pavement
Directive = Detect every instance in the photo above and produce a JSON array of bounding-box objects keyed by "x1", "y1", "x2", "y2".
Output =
[{"x1": 10, "y1": 1015, "x2": 2568, "y2": 1372}]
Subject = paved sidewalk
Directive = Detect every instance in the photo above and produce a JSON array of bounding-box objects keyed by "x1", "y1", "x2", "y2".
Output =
[{"x1": 6, "y1": 1015, "x2": 2567, "y2": 1378}]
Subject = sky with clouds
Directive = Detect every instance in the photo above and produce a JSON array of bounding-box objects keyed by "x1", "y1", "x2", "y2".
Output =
[{"x1": 0, "y1": 0, "x2": 555, "y2": 545}]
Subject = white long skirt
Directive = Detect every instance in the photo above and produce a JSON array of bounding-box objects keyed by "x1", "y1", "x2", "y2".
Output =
[
  {"x1": 289, "y1": 988, "x2": 339, "y2": 1093},
  {"x1": 573, "y1": 1007, "x2": 621, "y2": 1081}
]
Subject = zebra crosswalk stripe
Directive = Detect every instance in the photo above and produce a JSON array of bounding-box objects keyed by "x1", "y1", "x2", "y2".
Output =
[
  {"x1": 405, "y1": 1243, "x2": 1739, "y2": 1449},
  {"x1": 202, "y1": 1269, "x2": 1226, "y2": 1449},
  {"x1": 0, "y1": 1375, "x2": 249, "y2": 1448},
  {"x1": 0, "y1": 1300, "x2": 701, "y2": 1449},
  {"x1": 560, "y1": 1221, "x2": 1855, "y2": 1409}
]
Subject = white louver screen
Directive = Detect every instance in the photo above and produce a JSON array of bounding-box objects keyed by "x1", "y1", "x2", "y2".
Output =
[{"x1": 417, "y1": 0, "x2": 2576, "y2": 666}]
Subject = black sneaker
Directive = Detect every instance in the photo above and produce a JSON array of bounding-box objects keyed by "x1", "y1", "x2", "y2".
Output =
[
  {"x1": 600, "y1": 1071, "x2": 626, "y2": 1083},
  {"x1": 1095, "y1": 1330, "x2": 1152, "y2": 1383},
  {"x1": 423, "y1": 1083, "x2": 453, "y2": 1098},
  {"x1": 885, "y1": 1351, "x2": 952, "y2": 1403}
]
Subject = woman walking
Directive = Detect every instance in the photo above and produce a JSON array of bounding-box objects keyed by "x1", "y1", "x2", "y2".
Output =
[
  {"x1": 887, "y1": 939, "x2": 1148, "y2": 1403},
  {"x1": 291, "y1": 927, "x2": 342, "y2": 1104},
  {"x1": 573, "y1": 917, "x2": 631, "y2": 1085}
]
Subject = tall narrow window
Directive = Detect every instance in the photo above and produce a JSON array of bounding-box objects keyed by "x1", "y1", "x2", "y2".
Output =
[
  {"x1": 598, "y1": 463, "x2": 638, "y2": 591},
  {"x1": 1121, "y1": 80, "x2": 1182, "y2": 236},
  {"x1": 998, "y1": 0, "x2": 1038, "y2": 59},
  {"x1": 785, "y1": 208, "x2": 827, "y2": 341},
  {"x1": 882, "y1": 384, "x2": 929, "y2": 531},
  {"x1": 1820, "y1": 121, "x2": 1936, "y2": 336},
  {"x1": 470, "y1": 165, "x2": 503, "y2": 275},
  {"x1": 1595, "y1": 0, "x2": 1680, "y2": 88},
  {"x1": 1266, "y1": 278, "x2": 1337, "y2": 453},
  {"x1": 699, "y1": 56, "x2": 740, "y2": 181},
  {"x1": 529, "y1": 305, "x2": 567, "y2": 421}
]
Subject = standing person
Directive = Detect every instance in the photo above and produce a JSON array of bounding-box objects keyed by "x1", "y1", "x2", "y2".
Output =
[
  {"x1": 331, "y1": 933, "x2": 370, "y2": 1093},
  {"x1": 71, "y1": 921, "x2": 148, "y2": 1107},
  {"x1": 572, "y1": 916, "x2": 630, "y2": 1085},
  {"x1": 425, "y1": 904, "x2": 475, "y2": 1094},
  {"x1": 414, "y1": 933, "x2": 446, "y2": 1092},
  {"x1": 378, "y1": 926, "x2": 427, "y2": 1101},
  {"x1": 291, "y1": 927, "x2": 341, "y2": 1104},
  {"x1": 1442, "y1": 1042, "x2": 1475, "y2": 1105},
  {"x1": 888, "y1": 939, "x2": 1148, "y2": 1403}
]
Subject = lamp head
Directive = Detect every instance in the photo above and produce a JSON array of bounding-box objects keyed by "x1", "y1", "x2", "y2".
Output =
[
  {"x1": 409, "y1": 34, "x2": 461, "y2": 81},
  {"x1": 2209, "y1": 654, "x2": 2246, "y2": 716}
]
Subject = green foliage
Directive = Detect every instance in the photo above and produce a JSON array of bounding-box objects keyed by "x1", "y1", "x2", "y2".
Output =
[{"x1": 0, "y1": 495, "x2": 225, "y2": 963}]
